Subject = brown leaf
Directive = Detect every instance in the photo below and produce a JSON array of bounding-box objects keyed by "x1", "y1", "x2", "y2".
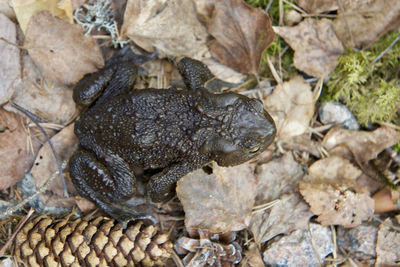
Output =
[
  {"x1": 308, "y1": 156, "x2": 362, "y2": 182},
  {"x1": 298, "y1": 0, "x2": 338, "y2": 13},
  {"x1": 0, "y1": 0, "x2": 16, "y2": 20},
  {"x1": 0, "y1": 109, "x2": 39, "y2": 190},
  {"x1": 30, "y1": 124, "x2": 78, "y2": 200},
  {"x1": 322, "y1": 126, "x2": 400, "y2": 164},
  {"x1": 299, "y1": 180, "x2": 374, "y2": 227},
  {"x1": 333, "y1": 0, "x2": 400, "y2": 48},
  {"x1": 264, "y1": 76, "x2": 314, "y2": 140},
  {"x1": 274, "y1": 18, "x2": 344, "y2": 78},
  {"x1": 243, "y1": 243, "x2": 264, "y2": 267},
  {"x1": 376, "y1": 217, "x2": 400, "y2": 265},
  {"x1": 205, "y1": 0, "x2": 275, "y2": 74},
  {"x1": 25, "y1": 11, "x2": 104, "y2": 86},
  {"x1": 122, "y1": 0, "x2": 208, "y2": 57},
  {"x1": 255, "y1": 153, "x2": 304, "y2": 204},
  {"x1": 249, "y1": 193, "x2": 312, "y2": 243},
  {"x1": 4, "y1": 54, "x2": 76, "y2": 125},
  {"x1": 0, "y1": 13, "x2": 19, "y2": 105},
  {"x1": 176, "y1": 163, "x2": 256, "y2": 232}
]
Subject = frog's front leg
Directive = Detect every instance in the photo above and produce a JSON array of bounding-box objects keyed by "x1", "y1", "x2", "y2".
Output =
[
  {"x1": 147, "y1": 162, "x2": 200, "y2": 202},
  {"x1": 69, "y1": 150, "x2": 154, "y2": 224}
]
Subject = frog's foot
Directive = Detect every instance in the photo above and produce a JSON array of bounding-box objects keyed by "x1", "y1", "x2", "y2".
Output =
[
  {"x1": 70, "y1": 150, "x2": 155, "y2": 226},
  {"x1": 104, "y1": 199, "x2": 158, "y2": 228}
]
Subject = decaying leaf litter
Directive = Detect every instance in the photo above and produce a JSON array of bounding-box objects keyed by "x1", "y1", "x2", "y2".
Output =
[{"x1": 0, "y1": 0, "x2": 400, "y2": 266}]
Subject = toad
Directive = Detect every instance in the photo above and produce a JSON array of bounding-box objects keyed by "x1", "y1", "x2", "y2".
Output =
[{"x1": 69, "y1": 56, "x2": 276, "y2": 223}]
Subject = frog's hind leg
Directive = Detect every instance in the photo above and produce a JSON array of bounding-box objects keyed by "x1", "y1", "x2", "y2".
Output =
[
  {"x1": 73, "y1": 61, "x2": 138, "y2": 108},
  {"x1": 69, "y1": 149, "x2": 154, "y2": 224}
]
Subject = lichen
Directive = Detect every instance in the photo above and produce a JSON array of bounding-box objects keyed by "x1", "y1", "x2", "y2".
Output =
[
  {"x1": 73, "y1": 0, "x2": 130, "y2": 48},
  {"x1": 324, "y1": 33, "x2": 400, "y2": 126}
]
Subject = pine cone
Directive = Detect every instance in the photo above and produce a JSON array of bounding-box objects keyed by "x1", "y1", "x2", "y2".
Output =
[
  {"x1": 175, "y1": 230, "x2": 242, "y2": 266},
  {"x1": 14, "y1": 215, "x2": 172, "y2": 266}
]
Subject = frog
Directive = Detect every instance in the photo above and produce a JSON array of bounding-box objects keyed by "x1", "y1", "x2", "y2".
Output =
[{"x1": 69, "y1": 56, "x2": 276, "y2": 224}]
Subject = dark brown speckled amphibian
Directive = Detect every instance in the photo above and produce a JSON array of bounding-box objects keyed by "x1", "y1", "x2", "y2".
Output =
[{"x1": 69, "y1": 56, "x2": 276, "y2": 224}]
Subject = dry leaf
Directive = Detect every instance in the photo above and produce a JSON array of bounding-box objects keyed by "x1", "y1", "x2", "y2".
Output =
[
  {"x1": 274, "y1": 18, "x2": 344, "y2": 78},
  {"x1": 0, "y1": 13, "x2": 19, "y2": 105},
  {"x1": 281, "y1": 134, "x2": 322, "y2": 158},
  {"x1": 176, "y1": 163, "x2": 256, "y2": 232},
  {"x1": 205, "y1": 0, "x2": 275, "y2": 74},
  {"x1": 376, "y1": 217, "x2": 400, "y2": 265},
  {"x1": 263, "y1": 223, "x2": 334, "y2": 266},
  {"x1": 12, "y1": 0, "x2": 74, "y2": 33},
  {"x1": 333, "y1": 0, "x2": 400, "y2": 48},
  {"x1": 25, "y1": 11, "x2": 104, "y2": 86},
  {"x1": 264, "y1": 76, "x2": 314, "y2": 140},
  {"x1": 30, "y1": 124, "x2": 78, "y2": 198},
  {"x1": 0, "y1": 109, "x2": 40, "y2": 190},
  {"x1": 122, "y1": 0, "x2": 208, "y2": 57},
  {"x1": 0, "y1": 0, "x2": 16, "y2": 19},
  {"x1": 308, "y1": 156, "x2": 362, "y2": 182},
  {"x1": 299, "y1": 180, "x2": 374, "y2": 227},
  {"x1": 322, "y1": 126, "x2": 400, "y2": 164},
  {"x1": 243, "y1": 243, "x2": 264, "y2": 267},
  {"x1": 4, "y1": 54, "x2": 76, "y2": 125},
  {"x1": 298, "y1": 0, "x2": 338, "y2": 13},
  {"x1": 74, "y1": 196, "x2": 97, "y2": 213},
  {"x1": 255, "y1": 153, "x2": 304, "y2": 204},
  {"x1": 201, "y1": 58, "x2": 246, "y2": 84},
  {"x1": 249, "y1": 193, "x2": 312, "y2": 243}
]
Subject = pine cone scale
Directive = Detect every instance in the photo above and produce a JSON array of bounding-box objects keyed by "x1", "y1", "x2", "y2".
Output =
[{"x1": 14, "y1": 216, "x2": 172, "y2": 266}]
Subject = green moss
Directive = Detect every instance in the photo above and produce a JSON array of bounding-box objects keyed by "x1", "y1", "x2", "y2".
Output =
[
  {"x1": 259, "y1": 38, "x2": 296, "y2": 79},
  {"x1": 394, "y1": 142, "x2": 400, "y2": 153},
  {"x1": 324, "y1": 33, "x2": 400, "y2": 126},
  {"x1": 245, "y1": 0, "x2": 296, "y2": 24}
]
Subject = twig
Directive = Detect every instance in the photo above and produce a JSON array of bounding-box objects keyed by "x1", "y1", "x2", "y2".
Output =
[
  {"x1": 12, "y1": 103, "x2": 68, "y2": 198},
  {"x1": 0, "y1": 208, "x2": 35, "y2": 256},
  {"x1": 266, "y1": 55, "x2": 283, "y2": 84},
  {"x1": 265, "y1": 0, "x2": 274, "y2": 12},
  {"x1": 252, "y1": 199, "x2": 280, "y2": 213},
  {"x1": 313, "y1": 78, "x2": 324, "y2": 102},
  {"x1": 373, "y1": 35, "x2": 400, "y2": 63},
  {"x1": 337, "y1": 0, "x2": 354, "y2": 47},
  {"x1": 0, "y1": 161, "x2": 68, "y2": 221},
  {"x1": 282, "y1": 0, "x2": 307, "y2": 14},
  {"x1": 330, "y1": 225, "x2": 338, "y2": 267},
  {"x1": 308, "y1": 222, "x2": 323, "y2": 267}
]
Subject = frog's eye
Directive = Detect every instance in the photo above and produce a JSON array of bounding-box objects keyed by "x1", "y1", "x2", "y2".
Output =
[{"x1": 249, "y1": 145, "x2": 260, "y2": 153}]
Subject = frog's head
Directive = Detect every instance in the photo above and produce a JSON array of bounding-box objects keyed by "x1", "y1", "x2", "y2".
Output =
[{"x1": 200, "y1": 93, "x2": 276, "y2": 166}]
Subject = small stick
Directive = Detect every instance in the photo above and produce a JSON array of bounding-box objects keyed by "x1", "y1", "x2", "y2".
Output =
[
  {"x1": 12, "y1": 103, "x2": 68, "y2": 198},
  {"x1": 0, "y1": 208, "x2": 35, "y2": 256},
  {"x1": 373, "y1": 35, "x2": 400, "y2": 63}
]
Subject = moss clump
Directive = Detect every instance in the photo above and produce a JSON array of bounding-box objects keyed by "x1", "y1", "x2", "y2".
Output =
[
  {"x1": 259, "y1": 38, "x2": 296, "y2": 80},
  {"x1": 394, "y1": 142, "x2": 400, "y2": 154},
  {"x1": 324, "y1": 33, "x2": 400, "y2": 126}
]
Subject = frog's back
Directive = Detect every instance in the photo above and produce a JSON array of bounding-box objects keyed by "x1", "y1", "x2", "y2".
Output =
[{"x1": 75, "y1": 88, "x2": 204, "y2": 168}]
